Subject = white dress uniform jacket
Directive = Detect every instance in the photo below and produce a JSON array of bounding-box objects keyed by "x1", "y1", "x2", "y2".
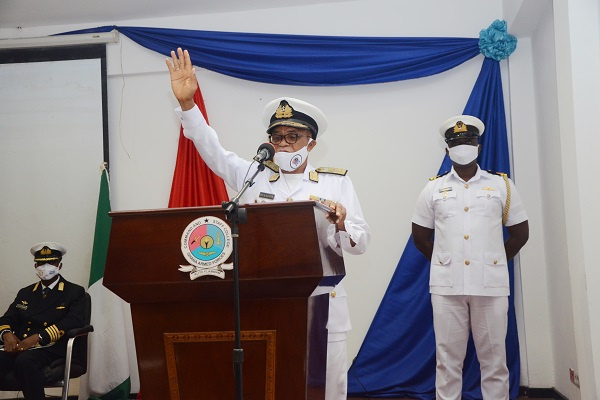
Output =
[
  {"x1": 412, "y1": 166, "x2": 527, "y2": 296},
  {"x1": 176, "y1": 105, "x2": 370, "y2": 334}
]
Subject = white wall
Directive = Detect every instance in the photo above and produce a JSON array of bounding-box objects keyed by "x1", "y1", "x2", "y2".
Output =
[
  {"x1": 552, "y1": 0, "x2": 600, "y2": 398},
  {"x1": 505, "y1": 0, "x2": 600, "y2": 398},
  {"x1": 10, "y1": 0, "x2": 600, "y2": 396}
]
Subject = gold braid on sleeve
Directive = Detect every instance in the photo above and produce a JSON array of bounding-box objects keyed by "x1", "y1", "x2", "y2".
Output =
[{"x1": 500, "y1": 173, "x2": 511, "y2": 225}]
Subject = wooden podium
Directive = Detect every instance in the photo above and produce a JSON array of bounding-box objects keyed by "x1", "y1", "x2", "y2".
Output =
[{"x1": 103, "y1": 201, "x2": 345, "y2": 400}]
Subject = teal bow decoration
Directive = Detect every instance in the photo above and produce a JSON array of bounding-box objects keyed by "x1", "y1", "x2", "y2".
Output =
[{"x1": 479, "y1": 19, "x2": 517, "y2": 61}]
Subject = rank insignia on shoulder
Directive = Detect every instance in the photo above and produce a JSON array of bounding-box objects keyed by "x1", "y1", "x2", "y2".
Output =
[
  {"x1": 430, "y1": 171, "x2": 449, "y2": 181},
  {"x1": 315, "y1": 167, "x2": 348, "y2": 176},
  {"x1": 263, "y1": 160, "x2": 279, "y2": 173},
  {"x1": 269, "y1": 173, "x2": 280, "y2": 182},
  {"x1": 487, "y1": 170, "x2": 507, "y2": 177},
  {"x1": 259, "y1": 192, "x2": 275, "y2": 200},
  {"x1": 58, "y1": 282, "x2": 64, "y2": 291}
]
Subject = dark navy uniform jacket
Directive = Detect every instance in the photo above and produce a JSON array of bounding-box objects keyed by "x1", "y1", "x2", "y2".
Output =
[{"x1": 0, "y1": 276, "x2": 86, "y2": 357}]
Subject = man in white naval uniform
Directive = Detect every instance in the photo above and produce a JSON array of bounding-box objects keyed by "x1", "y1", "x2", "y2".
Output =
[
  {"x1": 166, "y1": 48, "x2": 370, "y2": 400},
  {"x1": 411, "y1": 115, "x2": 529, "y2": 400}
]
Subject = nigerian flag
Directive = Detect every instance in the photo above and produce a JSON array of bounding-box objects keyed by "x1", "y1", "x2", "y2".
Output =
[{"x1": 79, "y1": 164, "x2": 134, "y2": 400}]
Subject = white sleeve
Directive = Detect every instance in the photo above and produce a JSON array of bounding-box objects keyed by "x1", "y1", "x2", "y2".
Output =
[
  {"x1": 504, "y1": 178, "x2": 528, "y2": 226},
  {"x1": 412, "y1": 183, "x2": 435, "y2": 229},
  {"x1": 326, "y1": 176, "x2": 370, "y2": 255},
  {"x1": 175, "y1": 105, "x2": 254, "y2": 191}
]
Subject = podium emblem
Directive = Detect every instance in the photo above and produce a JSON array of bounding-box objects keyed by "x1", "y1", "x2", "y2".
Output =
[{"x1": 179, "y1": 216, "x2": 233, "y2": 280}]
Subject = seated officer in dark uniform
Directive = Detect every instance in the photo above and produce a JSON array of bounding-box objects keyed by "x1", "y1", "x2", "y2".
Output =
[{"x1": 0, "y1": 242, "x2": 86, "y2": 400}]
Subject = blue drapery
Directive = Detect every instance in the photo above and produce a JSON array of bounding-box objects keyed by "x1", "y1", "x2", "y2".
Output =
[
  {"x1": 65, "y1": 25, "x2": 480, "y2": 86},
  {"x1": 64, "y1": 24, "x2": 518, "y2": 398}
]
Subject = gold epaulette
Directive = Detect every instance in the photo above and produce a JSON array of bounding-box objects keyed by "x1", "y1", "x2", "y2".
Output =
[
  {"x1": 429, "y1": 171, "x2": 449, "y2": 181},
  {"x1": 309, "y1": 167, "x2": 348, "y2": 182},
  {"x1": 33, "y1": 282, "x2": 40, "y2": 292},
  {"x1": 263, "y1": 160, "x2": 279, "y2": 173},
  {"x1": 269, "y1": 173, "x2": 280, "y2": 182},
  {"x1": 315, "y1": 167, "x2": 348, "y2": 176}
]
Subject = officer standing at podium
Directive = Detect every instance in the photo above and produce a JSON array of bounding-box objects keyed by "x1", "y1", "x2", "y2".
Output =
[{"x1": 166, "y1": 47, "x2": 370, "y2": 400}]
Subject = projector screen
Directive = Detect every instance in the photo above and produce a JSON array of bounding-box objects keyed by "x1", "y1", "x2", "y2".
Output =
[{"x1": 0, "y1": 45, "x2": 107, "y2": 311}]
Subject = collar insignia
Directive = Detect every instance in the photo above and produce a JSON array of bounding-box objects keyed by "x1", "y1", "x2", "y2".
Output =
[{"x1": 269, "y1": 173, "x2": 280, "y2": 182}]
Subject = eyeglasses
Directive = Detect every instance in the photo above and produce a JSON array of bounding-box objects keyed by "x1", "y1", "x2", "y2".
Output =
[{"x1": 269, "y1": 132, "x2": 311, "y2": 145}]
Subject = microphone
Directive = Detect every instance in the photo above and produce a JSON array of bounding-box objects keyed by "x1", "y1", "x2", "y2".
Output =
[{"x1": 253, "y1": 142, "x2": 275, "y2": 163}]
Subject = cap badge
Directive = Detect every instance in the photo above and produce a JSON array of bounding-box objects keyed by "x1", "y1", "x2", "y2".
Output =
[
  {"x1": 275, "y1": 101, "x2": 294, "y2": 119},
  {"x1": 453, "y1": 121, "x2": 468, "y2": 133},
  {"x1": 40, "y1": 247, "x2": 52, "y2": 255}
]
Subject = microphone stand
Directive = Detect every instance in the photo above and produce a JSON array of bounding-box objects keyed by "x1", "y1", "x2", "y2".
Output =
[{"x1": 222, "y1": 161, "x2": 266, "y2": 400}]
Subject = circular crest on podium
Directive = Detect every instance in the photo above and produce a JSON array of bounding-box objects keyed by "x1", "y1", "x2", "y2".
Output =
[{"x1": 179, "y1": 216, "x2": 233, "y2": 279}]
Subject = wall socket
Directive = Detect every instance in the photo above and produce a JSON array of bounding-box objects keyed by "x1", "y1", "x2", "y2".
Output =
[{"x1": 569, "y1": 367, "x2": 580, "y2": 387}]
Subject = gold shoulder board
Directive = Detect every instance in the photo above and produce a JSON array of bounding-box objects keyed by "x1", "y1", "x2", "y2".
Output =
[
  {"x1": 315, "y1": 167, "x2": 348, "y2": 176},
  {"x1": 429, "y1": 171, "x2": 449, "y2": 181},
  {"x1": 263, "y1": 160, "x2": 280, "y2": 173}
]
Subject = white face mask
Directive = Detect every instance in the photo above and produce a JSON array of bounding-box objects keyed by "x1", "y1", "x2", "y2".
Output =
[
  {"x1": 35, "y1": 263, "x2": 60, "y2": 281},
  {"x1": 448, "y1": 144, "x2": 478, "y2": 165},
  {"x1": 273, "y1": 140, "x2": 312, "y2": 172}
]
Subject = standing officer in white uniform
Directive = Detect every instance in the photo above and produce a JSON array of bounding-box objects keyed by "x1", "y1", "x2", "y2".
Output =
[
  {"x1": 166, "y1": 48, "x2": 370, "y2": 400},
  {"x1": 411, "y1": 115, "x2": 529, "y2": 400}
]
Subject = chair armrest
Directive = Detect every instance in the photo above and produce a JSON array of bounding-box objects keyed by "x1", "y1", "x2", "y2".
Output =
[{"x1": 65, "y1": 325, "x2": 94, "y2": 339}]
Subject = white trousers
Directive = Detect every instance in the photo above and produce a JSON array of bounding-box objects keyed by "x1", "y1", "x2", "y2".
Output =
[
  {"x1": 431, "y1": 294, "x2": 509, "y2": 400},
  {"x1": 325, "y1": 332, "x2": 347, "y2": 400}
]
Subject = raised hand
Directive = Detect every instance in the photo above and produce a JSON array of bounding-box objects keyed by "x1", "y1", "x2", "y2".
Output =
[{"x1": 165, "y1": 48, "x2": 198, "y2": 111}]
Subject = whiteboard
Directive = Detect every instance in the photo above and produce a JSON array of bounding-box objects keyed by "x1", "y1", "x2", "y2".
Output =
[{"x1": 0, "y1": 55, "x2": 104, "y2": 309}]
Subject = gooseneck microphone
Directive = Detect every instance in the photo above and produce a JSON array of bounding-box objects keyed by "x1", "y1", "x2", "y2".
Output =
[{"x1": 253, "y1": 142, "x2": 275, "y2": 163}]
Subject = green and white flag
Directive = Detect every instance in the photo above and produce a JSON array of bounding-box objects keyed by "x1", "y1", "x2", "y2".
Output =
[{"x1": 79, "y1": 164, "x2": 136, "y2": 400}]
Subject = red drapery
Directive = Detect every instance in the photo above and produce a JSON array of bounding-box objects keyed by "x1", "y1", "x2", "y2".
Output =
[{"x1": 167, "y1": 86, "x2": 229, "y2": 208}]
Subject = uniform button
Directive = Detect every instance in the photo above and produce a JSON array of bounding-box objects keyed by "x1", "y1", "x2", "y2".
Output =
[
  {"x1": 43, "y1": 322, "x2": 48, "y2": 327},
  {"x1": 464, "y1": 183, "x2": 469, "y2": 189},
  {"x1": 464, "y1": 235, "x2": 470, "y2": 240},
  {"x1": 465, "y1": 260, "x2": 470, "y2": 265},
  {"x1": 331, "y1": 291, "x2": 336, "y2": 298},
  {"x1": 27, "y1": 321, "x2": 31, "y2": 325},
  {"x1": 23, "y1": 334, "x2": 28, "y2": 338},
  {"x1": 493, "y1": 260, "x2": 498, "y2": 265},
  {"x1": 464, "y1": 207, "x2": 469, "y2": 212},
  {"x1": 27, "y1": 328, "x2": 30, "y2": 332}
]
